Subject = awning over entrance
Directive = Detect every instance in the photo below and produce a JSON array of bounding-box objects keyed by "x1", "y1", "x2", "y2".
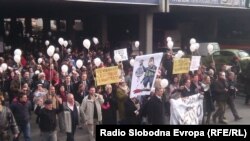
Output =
[{"x1": 66, "y1": 0, "x2": 159, "y2": 5}]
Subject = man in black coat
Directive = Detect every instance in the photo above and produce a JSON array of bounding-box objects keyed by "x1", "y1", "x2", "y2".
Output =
[
  {"x1": 147, "y1": 87, "x2": 165, "y2": 125},
  {"x1": 226, "y1": 72, "x2": 242, "y2": 121},
  {"x1": 212, "y1": 71, "x2": 228, "y2": 124},
  {"x1": 35, "y1": 98, "x2": 63, "y2": 141},
  {"x1": 10, "y1": 93, "x2": 32, "y2": 141}
]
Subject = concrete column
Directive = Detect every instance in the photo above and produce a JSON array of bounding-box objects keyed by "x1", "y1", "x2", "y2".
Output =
[
  {"x1": 210, "y1": 17, "x2": 218, "y2": 41},
  {"x1": 139, "y1": 13, "x2": 146, "y2": 54},
  {"x1": 139, "y1": 12, "x2": 154, "y2": 54},
  {"x1": 101, "y1": 15, "x2": 108, "y2": 46},
  {"x1": 145, "y1": 13, "x2": 153, "y2": 54},
  {"x1": 0, "y1": 18, "x2": 4, "y2": 35},
  {"x1": 43, "y1": 18, "x2": 51, "y2": 33},
  {"x1": 25, "y1": 18, "x2": 32, "y2": 34}
]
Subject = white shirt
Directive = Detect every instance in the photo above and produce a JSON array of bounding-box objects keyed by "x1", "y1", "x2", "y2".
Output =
[{"x1": 67, "y1": 102, "x2": 74, "y2": 111}]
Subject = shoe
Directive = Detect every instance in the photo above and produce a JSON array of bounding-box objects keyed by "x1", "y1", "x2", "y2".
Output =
[
  {"x1": 235, "y1": 117, "x2": 243, "y2": 121},
  {"x1": 218, "y1": 120, "x2": 227, "y2": 124}
]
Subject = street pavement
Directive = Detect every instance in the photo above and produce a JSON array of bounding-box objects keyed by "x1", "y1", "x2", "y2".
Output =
[{"x1": 15, "y1": 95, "x2": 250, "y2": 141}]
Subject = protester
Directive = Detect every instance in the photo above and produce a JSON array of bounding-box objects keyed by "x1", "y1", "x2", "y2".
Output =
[
  {"x1": 10, "y1": 93, "x2": 32, "y2": 141},
  {"x1": 146, "y1": 87, "x2": 165, "y2": 125},
  {"x1": 0, "y1": 95, "x2": 19, "y2": 141},
  {"x1": 35, "y1": 97, "x2": 63, "y2": 141},
  {"x1": 80, "y1": 86, "x2": 104, "y2": 141},
  {"x1": 63, "y1": 93, "x2": 81, "y2": 141}
]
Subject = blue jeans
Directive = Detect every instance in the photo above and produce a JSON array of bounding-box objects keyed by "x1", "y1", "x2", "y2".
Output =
[
  {"x1": 41, "y1": 131, "x2": 57, "y2": 141},
  {"x1": 13, "y1": 123, "x2": 31, "y2": 141}
]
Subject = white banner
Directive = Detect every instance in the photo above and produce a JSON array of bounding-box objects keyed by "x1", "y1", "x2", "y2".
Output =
[
  {"x1": 170, "y1": 93, "x2": 203, "y2": 125},
  {"x1": 114, "y1": 48, "x2": 128, "y2": 61},
  {"x1": 189, "y1": 56, "x2": 201, "y2": 71},
  {"x1": 130, "y1": 53, "x2": 163, "y2": 98}
]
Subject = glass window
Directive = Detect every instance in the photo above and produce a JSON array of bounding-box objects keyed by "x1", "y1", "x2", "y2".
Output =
[
  {"x1": 60, "y1": 20, "x2": 66, "y2": 32},
  {"x1": 238, "y1": 51, "x2": 249, "y2": 58},
  {"x1": 213, "y1": 51, "x2": 220, "y2": 56},
  {"x1": 220, "y1": 51, "x2": 234, "y2": 57},
  {"x1": 50, "y1": 20, "x2": 57, "y2": 31},
  {"x1": 73, "y1": 19, "x2": 83, "y2": 31},
  {"x1": 32, "y1": 18, "x2": 43, "y2": 32}
]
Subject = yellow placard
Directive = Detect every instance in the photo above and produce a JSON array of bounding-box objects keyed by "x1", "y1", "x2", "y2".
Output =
[
  {"x1": 173, "y1": 58, "x2": 190, "y2": 74},
  {"x1": 95, "y1": 66, "x2": 120, "y2": 86}
]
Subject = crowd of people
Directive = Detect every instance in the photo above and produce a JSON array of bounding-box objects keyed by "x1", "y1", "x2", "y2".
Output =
[{"x1": 0, "y1": 37, "x2": 249, "y2": 141}]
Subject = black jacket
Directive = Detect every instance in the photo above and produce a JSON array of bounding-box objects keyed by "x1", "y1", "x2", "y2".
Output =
[
  {"x1": 10, "y1": 101, "x2": 32, "y2": 126},
  {"x1": 35, "y1": 104, "x2": 63, "y2": 132},
  {"x1": 147, "y1": 95, "x2": 164, "y2": 125}
]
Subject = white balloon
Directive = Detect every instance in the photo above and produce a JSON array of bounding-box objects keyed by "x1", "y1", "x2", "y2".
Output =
[
  {"x1": 166, "y1": 37, "x2": 172, "y2": 42},
  {"x1": 38, "y1": 58, "x2": 43, "y2": 64},
  {"x1": 135, "y1": 41, "x2": 140, "y2": 48},
  {"x1": 76, "y1": 59, "x2": 83, "y2": 69},
  {"x1": 190, "y1": 38, "x2": 196, "y2": 44},
  {"x1": 5, "y1": 31, "x2": 9, "y2": 36},
  {"x1": 94, "y1": 58, "x2": 102, "y2": 67},
  {"x1": 190, "y1": 44, "x2": 196, "y2": 53},
  {"x1": 58, "y1": 37, "x2": 64, "y2": 46},
  {"x1": 63, "y1": 41, "x2": 68, "y2": 47},
  {"x1": 48, "y1": 32, "x2": 52, "y2": 36},
  {"x1": 30, "y1": 37, "x2": 34, "y2": 42},
  {"x1": 26, "y1": 33, "x2": 30, "y2": 37},
  {"x1": 4, "y1": 46, "x2": 8, "y2": 50},
  {"x1": 129, "y1": 59, "x2": 135, "y2": 67},
  {"x1": 61, "y1": 65, "x2": 68, "y2": 73},
  {"x1": 35, "y1": 70, "x2": 40, "y2": 75},
  {"x1": 67, "y1": 48, "x2": 71, "y2": 53},
  {"x1": 47, "y1": 45, "x2": 55, "y2": 57},
  {"x1": 53, "y1": 53, "x2": 60, "y2": 61},
  {"x1": 38, "y1": 52, "x2": 43, "y2": 57},
  {"x1": 68, "y1": 40, "x2": 72, "y2": 46},
  {"x1": 92, "y1": 37, "x2": 99, "y2": 45},
  {"x1": 174, "y1": 53, "x2": 181, "y2": 59},
  {"x1": 177, "y1": 50, "x2": 184, "y2": 57},
  {"x1": 114, "y1": 54, "x2": 122, "y2": 63},
  {"x1": 83, "y1": 39, "x2": 91, "y2": 50},
  {"x1": 45, "y1": 40, "x2": 50, "y2": 46},
  {"x1": 160, "y1": 79, "x2": 169, "y2": 88},
  {"x1": 55, "y1": 47, "x2": 60, "y2": 52},
  {"x1": 8, "y1": 46, "x2": 12, "y2": 50},
  {"x1": 207, "y1": 44, "x2": 214, "y2": 55},
  {"x1": 1, "y1": 63, "x2": 8, "y2": 71},
  {"x1": 167, "y1": 40, "x2": 174, "y2": 49},
  {"x1": 14, "y1": 55, "x2": 21, "y2": 64},
  {"x1": 195, "y1": 43, "x2": 200, "y2": 50},
  {"x1": 14, "y1": 49, "x2": 22, "y2": 56}
]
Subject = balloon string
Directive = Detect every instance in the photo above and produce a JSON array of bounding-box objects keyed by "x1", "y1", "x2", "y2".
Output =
[
  {"x1": 88, "y1": 49, "x2": 97, "y2": 86},
  {"x1": 18, "y1": 64, "x2": 21, "y2": 90},
  {"x1": 49, "y1": 58, "x2": 52, "y2": 88}
]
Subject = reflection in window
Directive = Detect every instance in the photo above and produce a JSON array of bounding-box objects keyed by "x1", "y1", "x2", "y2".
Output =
[
  {"x1": 220, "y1": 51, "x2": 234, "y2": 57},
  {"x1": 50, "y1": 20, "x2": 57, "y2": 31},
  {"x1": 60, "y1": 20, "x2": 66, "y2": 32},
  {"x1": 238, "y1": 51, "x2": 249, "y2": 58},
  {"x1": 4, "y1": 18, "x2": 11, "y2": 32},
  {"x1": 73, "y1": 19, "x2": 83, "y2": 31},
  {"x1": 213, "y1": 51, "x2": 220, "y2": 56},
  {"x1": 32, "y1": 18, "x2": 43, "y2": 32}
]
